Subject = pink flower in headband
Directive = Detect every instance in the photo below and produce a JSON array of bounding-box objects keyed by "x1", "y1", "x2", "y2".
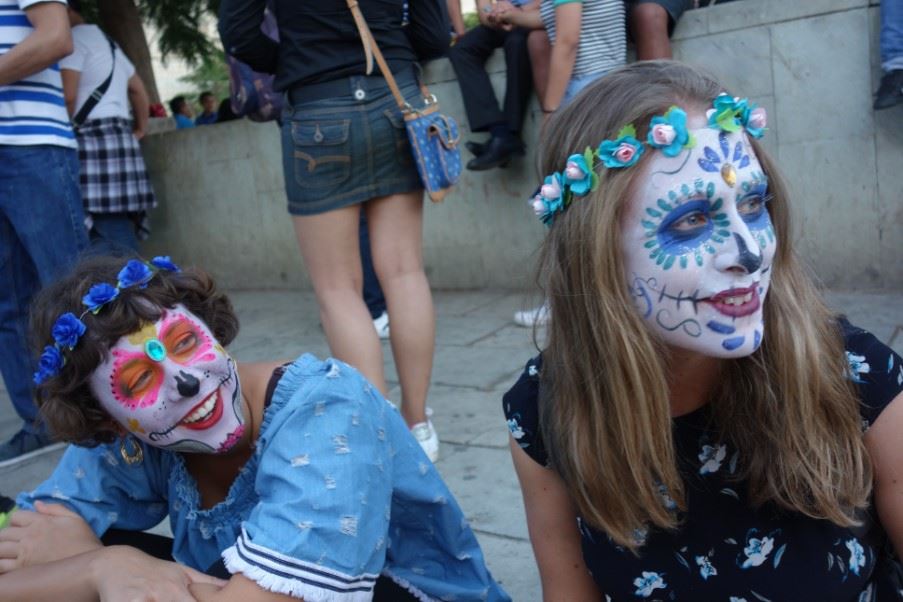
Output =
[
  {"x1": 598, "y1": 124, "x2": 645, "y2": 168},
  {"x1": 651, "y1": 124, "x2": 675, "y2": 146},
  {"x1": 745, "y1": 107, "x2": 767, "y2": 139},
  {"x1": 541, "y1": 175, "x2": 562, "y2": 201}
]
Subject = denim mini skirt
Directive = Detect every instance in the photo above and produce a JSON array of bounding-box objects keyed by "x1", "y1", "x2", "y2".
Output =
[{"x1": 281, "y1": 72, "x2": 425, "y2": 216}]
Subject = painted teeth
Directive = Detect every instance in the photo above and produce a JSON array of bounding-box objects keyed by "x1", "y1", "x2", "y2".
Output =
[
  {"x1": 722, "y1": 293, "x2": 753, "y2": 306},
  {"x1": 182, "y1": 394, "x2": 216, "y2": 424}
]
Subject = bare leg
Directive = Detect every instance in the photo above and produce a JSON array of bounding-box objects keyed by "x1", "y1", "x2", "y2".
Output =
[
  {"x1": 630, "y1": 2, "x2": 673, "y2": 60},
  {"x1": 366, "y1": 190, "x2": 434, "y2": 427},
  {"x1": 292, "y1": 205, "x2": 387, "y2": 394},
  {"x1": 528, "y1": 29, "x2": 552, "y2": 101}
]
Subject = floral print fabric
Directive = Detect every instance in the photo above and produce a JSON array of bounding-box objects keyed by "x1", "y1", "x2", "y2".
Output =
[{"x1": 503, "y1": 319, "x2": 902, "y2": 601}]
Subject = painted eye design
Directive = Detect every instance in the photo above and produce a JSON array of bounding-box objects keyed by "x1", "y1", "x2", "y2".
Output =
[
  {"x1": 669, "y1": 210, "x2": 710, "y2": 233},
  {"x1": 738, "y1": 195, "x2": 766, "y2": 220},
  {"x1": 128, "y1": 369, "x2": 154, "y2": 395},
  {"x1": 115, "y1": 359, "x2": 162, "y2": 407},
  {"x1": 171, "y1": 331, "x2": 198, "y2": 356}
]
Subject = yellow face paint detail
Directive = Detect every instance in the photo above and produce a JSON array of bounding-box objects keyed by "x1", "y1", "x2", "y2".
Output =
[
  {"x1": 127, "y1": 323, "x2": 158, "y2": 346},
  {"x1": 127, "y1": 418, "x2": 146, "y2": 434},
  {"x1": 720, "y1": 163, "x2": 737, "y2": 187},
  {"x1": 214, "y1": 343, "x2": 226, "y2": 354}
]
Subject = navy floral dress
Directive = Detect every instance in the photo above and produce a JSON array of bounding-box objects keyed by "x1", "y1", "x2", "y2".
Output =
[{"x1": 503, "y1": 320, "x2": 903, "y2": 601}]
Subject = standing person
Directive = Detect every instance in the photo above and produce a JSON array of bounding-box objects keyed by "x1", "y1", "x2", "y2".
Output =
[
  {"x1": 219, "y1": 0, "x2": 447, "y2": 461},
  {"x1": 60, "y1": 0, "x2": 157, "y2": 255},
  {"x1": 196, "y1": 90, "x2": 219, "y2": 124},
  {"x1": 169, "y1": 95, "x2": 195, "y2": 129},
  {"x1": 504, "y1": 61, "x2": 903, "y2": 599},
  {"x1": 0, "y1": 0, "x2": 88, "y2": 464},
  {"x1": 875, "y1": 0, "x2": 903, "y2": 109},
  {"x1": 447, "y1": 0, "x2": 534, "y2": 171}
]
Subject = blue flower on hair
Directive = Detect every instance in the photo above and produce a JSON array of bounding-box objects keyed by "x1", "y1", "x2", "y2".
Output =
[
  {"x1": 709, "y1": 94, "x2": 749, "y2": 133},
  {"x1": 150, "y1": 256, "x2": 180, "y2": 272},
  {"x1": 51, "y1": 313, "x2": 86, "y2": 350},
  {"x1": 539, "y1": 172, "x2": 565, "y2": 211},
  {"x1": 743, "y1": 105, "x2": 767, "y2": 139},
  {"x1": 647, "y1": 106, "x2": 692, "y2": 157},
  {"x1": 33, "y1": 345, "x2": 63, "y2": 385},
  {"x1": 82, "y1": 283, "x2": 119, "y2": 313},
  {"x1": 598, "y1": 125, "x2": 645, "y2": 168},
  {"x1": 117, "y1": 260, "x2": 153, "y2": 289},
  {"x1": 563, "y1": 152, "x2": 595, "y2": 196}
]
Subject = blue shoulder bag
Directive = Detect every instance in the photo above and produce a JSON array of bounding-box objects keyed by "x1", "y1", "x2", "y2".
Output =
[{"x1": 347, "y1": 0, "x2": 461, "y2": 202}]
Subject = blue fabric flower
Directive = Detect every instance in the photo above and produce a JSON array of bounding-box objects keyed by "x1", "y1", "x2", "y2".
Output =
[
  {"x1": 51, "y1": 313, "x2": 86, "y2": 350},
  {"x1": 647, "y1": 106, "x2": 691, "y2": 157},
  {"x1": 743, "y1": 106, "x2": 767, "y2": 139},
  {"x1": 117, "y1": 260, "x2": 153, "y2": 289},
  {"x1": 563, "y1": 153, "x2": 594, "y2": 195},
  {"x1": 82, "y1": 283, "x2": 119, "y2": 313},
  {"x1": 598, "y1": 125, "x2": 645, "y2": 168},
  {"x1": 708, "y1": 94, "x2": 749, "y2": 133},
  {"x1": 151, "y1": 256, "x2": 180, "y2": 272},
  {"x1": 33, "y1": 345, "x2": 63, "y2": 385}
]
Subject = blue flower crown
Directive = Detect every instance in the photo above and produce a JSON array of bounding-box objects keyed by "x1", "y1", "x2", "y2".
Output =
[
  {"x1": 530, "y1": 94, "x2": 767, "y2": 226},
  {"x1": 33, "y1": 256, "x2": 181, "y2": 386}
]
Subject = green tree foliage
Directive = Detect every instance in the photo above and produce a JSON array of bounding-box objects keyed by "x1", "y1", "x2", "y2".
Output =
[{"x1": 178, "y1": 51, "x2": 230, "y2": 102}]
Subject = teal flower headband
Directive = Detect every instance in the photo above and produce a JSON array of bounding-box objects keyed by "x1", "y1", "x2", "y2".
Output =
[
  {"x1": 530, "y1": 94, "x2": 767, "y2": 226},
  {"x1": 33, "y1": 256, "x2": 181, "y2": 385}
]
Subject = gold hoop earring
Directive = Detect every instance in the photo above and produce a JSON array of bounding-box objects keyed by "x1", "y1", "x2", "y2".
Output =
[{"x1": 119, "y1": 437, "x2": 143, "y2": 465}]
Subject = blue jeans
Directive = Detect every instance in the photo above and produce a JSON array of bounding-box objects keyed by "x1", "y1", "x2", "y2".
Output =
[
  {"x1": 882, "y1": 0, "x2": 903, "y2": 71},
  {"x1": 0, "y1": 145, "x2": 87, "y2": 433},
  {"x1": 89, "y1": 212, "x2": 139, "y2": 256},
  {"x1": 563, "y1": 71, "x2": 608, "y2": 107},
  {"x1": 359, "y1": 211, "x2": 386, "y2": 319}
]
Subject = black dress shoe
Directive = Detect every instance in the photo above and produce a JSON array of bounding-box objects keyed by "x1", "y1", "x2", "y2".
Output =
[
  {"x1": 465, "y1": 140, "x2": 487, "y2": 157},
  {"x1": 465, "y1": 135, "x2": 525, "y2": 171},
  {"x1": 874, "y1": 69, "x2": 903, "y2": 110}
]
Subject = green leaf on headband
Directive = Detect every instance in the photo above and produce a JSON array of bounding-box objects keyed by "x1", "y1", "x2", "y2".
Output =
[
  {"x1": 583, "y1": 147, "x2": 595, "y2": 171},
  {"x1": 590, "y1": 171, "x2": 600, "y2": 191},
  {"x1": 616, "y1": 124, "x2": 637, "y2": 139},
  {"x1": 715, "y1": 108, "x2": 741, "y2": 133},
  {"x1": 685, "y1": 132, "x2": 697, "y2": 149}
]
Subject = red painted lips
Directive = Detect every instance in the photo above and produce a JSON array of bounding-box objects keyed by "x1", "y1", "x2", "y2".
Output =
[{"x1": 703, "y1": 284, "x2": 760, "y2": 317}]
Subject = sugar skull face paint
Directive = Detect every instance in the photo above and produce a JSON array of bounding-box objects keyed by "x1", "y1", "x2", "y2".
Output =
[
  {"x1": 89, "y1": 305, "x2": 245, "y2": 453},
  {"x1": 622, "y1": 114, "x2": 776, "y2": 358}
]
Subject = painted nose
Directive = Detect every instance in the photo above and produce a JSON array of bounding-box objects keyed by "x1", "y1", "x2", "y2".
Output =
[
  {"x1": 175, "y1": 371, "x2": 200, "y2": 397},
  {"x1": 715, "y1": 232, "x2": 763, "y2": 274}
]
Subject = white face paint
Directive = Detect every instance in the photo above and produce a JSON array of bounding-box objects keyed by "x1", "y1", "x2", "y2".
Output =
[
  {"x1": 89, "y1": 305, "x2": 245, "y2": 453},
  {"x1": 622, "y1": 113, "x2": 776, "y2": 358}
]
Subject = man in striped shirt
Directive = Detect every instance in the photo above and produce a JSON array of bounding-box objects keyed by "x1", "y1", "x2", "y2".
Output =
[{"x1": 0, "y1": 0, "x2": 88, "y2": 464}]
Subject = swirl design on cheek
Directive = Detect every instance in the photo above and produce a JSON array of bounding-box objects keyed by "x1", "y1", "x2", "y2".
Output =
[{"x1": 655, "y1": 311, "x2": 702, "y2": 338}]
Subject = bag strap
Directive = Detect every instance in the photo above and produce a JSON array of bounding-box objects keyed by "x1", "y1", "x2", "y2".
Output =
[
  {"x1": 72, "y1": 34, "x2": 117, "y2": 128},
  {"x1": 345, "y1": 0, "x2": 431, "y2": 112}
]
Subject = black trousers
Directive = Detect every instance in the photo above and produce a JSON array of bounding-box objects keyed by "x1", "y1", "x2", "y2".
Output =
[
  {"x1": 447, "y1": 24, "x2": 533, "y2": 134},
  {"x1": 100, "y1": 529, "x2": 419, "y2": 601}
]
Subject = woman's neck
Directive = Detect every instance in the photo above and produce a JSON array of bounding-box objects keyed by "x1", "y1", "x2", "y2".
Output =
[{"x1": 666, "y1": 348, "x2": 723, "y2": 417}]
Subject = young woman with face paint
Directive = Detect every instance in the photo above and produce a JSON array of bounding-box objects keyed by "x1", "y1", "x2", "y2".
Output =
[
  {"x1": 503, "y1": 61, "x2": 903, "y2": 600},
  {"x1": 0, "y1": 256, "x2": 510, "y2": 602}
]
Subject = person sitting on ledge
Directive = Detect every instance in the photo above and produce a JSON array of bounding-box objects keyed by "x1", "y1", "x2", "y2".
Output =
[{"x1": 0, "y1": 254, "x2": 510, "y2": 602}]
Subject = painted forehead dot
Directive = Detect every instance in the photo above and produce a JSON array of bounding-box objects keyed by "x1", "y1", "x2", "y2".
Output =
[{"x1": 144, "y1": 339, "x2": 166, "y2": 362}]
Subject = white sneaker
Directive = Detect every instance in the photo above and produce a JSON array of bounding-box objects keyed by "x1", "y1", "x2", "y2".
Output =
[
  {"x1": 411, "y1": 419, "x2": 439, "y2": 462},
  {"x1": 372, "y1": 311, "x2": 390, "y2": 339},
  {"x1": 513, "y1": 303, "x2": 550, "y2": 328}
]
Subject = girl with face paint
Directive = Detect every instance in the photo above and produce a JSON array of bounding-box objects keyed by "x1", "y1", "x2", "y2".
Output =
[
  {"x1": 503, "y1": 61, "x2": 903, "y2": 600},
  {"x1": 0, "y1": 256, "x2": 510, "y2": 602}
]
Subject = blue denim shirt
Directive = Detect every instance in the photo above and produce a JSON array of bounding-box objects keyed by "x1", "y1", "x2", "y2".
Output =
[{"x1": 19, "y1": 354, "x2": 510, "y2": 601}]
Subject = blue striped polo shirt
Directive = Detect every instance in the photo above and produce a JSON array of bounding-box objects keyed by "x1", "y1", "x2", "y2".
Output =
[{"x1": 0, "y1": 0, "x2": 76, "y2": 148}]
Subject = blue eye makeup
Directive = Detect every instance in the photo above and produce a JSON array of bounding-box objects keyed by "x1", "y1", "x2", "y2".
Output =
[
  {"x1": 737, "y1": 184, "x2": 771, "y2": 229},
  {"x1": 657, "y1": 199, "x2": 714, "y2": 254}
]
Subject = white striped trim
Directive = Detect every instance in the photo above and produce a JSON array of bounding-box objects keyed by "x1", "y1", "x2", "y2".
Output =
[{"x1": 222, "y1": 526, "x2": 379, "y2": 600}]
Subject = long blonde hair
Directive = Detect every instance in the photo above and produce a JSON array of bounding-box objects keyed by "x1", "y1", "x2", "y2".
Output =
[{"x1": 537, "y1": 61, "x2": 871, "y2": 551}]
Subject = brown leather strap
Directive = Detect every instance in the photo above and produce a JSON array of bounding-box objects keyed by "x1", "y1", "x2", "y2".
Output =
[{"x1": 346, "y1": 0, "x2": 432, "y2": 111}]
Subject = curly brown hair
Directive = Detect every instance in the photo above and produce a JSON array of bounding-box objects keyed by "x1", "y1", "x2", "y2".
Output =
[{"x1": 30, "y1": 255, "x2": 239, "y2": 445}]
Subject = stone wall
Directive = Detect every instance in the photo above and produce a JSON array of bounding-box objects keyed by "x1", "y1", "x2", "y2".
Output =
[{"x1": 140, "y1": 0, "x2": 901, "y2": 290}]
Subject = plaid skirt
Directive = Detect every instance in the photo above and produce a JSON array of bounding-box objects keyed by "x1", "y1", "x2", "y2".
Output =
[{"x1": 76, "y1": 117, "x2": 157, "y2": 214}]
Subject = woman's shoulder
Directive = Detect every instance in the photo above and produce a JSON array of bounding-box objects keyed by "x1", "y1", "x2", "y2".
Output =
[
  {"x1": 502, "y1": 355, "x2": 549, "y2": 466},
  {"x1": 838, "y1": 317, "x2": 903, "y2": 429}
]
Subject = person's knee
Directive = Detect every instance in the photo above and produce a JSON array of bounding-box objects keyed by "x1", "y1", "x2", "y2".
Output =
[
  {"x1": 527, "y1": 29, "x2": 551, "y2": 55},
  {"x1": 631, "y1": 2, "x2": 671, "y2": 35}
]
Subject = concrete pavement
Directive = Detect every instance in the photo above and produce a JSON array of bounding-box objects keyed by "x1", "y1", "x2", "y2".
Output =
[{"x1": 1, "y1": 288, "x2": 901, "y2": 600}]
